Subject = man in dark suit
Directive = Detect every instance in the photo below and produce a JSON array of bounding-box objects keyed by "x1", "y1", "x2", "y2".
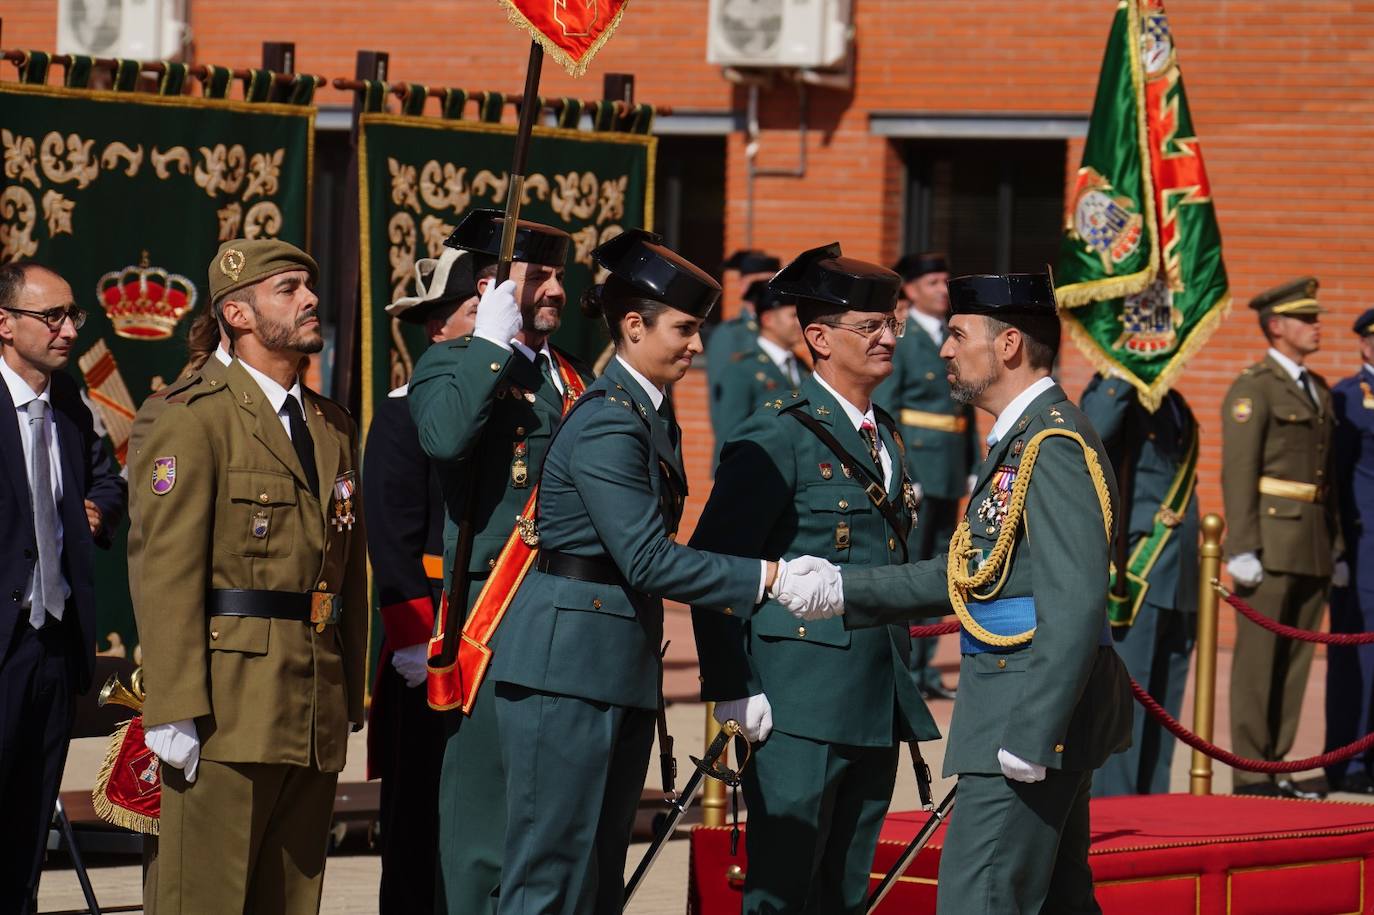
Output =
[{"x1": 0, "y1": 262, "x2": 126, "y2": 913}]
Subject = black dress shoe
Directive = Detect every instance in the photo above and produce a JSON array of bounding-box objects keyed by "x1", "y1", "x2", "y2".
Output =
[
  {"x1": 1275, "y1": 777, "x2": 1326, "y2": 800},
  {"x1": 920, "y1": 683, "x2": 957, "y2": 701},
  {"x1": 1234, "y1": 782, "x2": 1281, "y2": 797}
]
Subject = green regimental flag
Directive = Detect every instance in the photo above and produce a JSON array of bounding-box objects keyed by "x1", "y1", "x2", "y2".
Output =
[
  {"x1": 0, "y1": 75, "x2": 314, "y2": 663},
  {"x1": 358, "y1": 113, "x2": 655, "y2": 436},
  {"x1": 1055, "y1": 0, "x2": 1229, "y2": 411}
]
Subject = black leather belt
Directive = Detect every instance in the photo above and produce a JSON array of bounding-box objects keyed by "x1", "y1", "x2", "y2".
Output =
[
  {"x1": 535, "y1": 551, "x2": 625, "y2": 587},
  {"x1": 209, "y1": 589, "x2": 319, "y2": 622}
]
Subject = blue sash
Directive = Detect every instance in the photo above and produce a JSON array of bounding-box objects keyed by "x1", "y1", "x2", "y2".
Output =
[{"x1": 961, "y1": 596, "x2": 1113, "y2": 655}]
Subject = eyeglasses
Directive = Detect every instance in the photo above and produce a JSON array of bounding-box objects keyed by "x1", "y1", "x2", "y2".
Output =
[
  {"x1": 821, "y1": 316, "x2": 905, "y2": 341},
  {"x1": 3, "y1": 305, "x2": 87, "y2": 332}
]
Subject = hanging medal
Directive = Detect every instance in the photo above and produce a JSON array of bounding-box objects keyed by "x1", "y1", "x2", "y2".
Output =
[{"x1": 332, "y1": 471, "x2": 357, "y2": 531}]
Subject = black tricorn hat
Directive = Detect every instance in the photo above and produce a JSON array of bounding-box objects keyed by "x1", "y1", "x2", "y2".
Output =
[
  {"x1": 444, "y1": 208, "x2": 570, "y2": 268},
  {"x1": 743, "y1": 278, "x2": 793, "y2": 315},
  {"x1": 948, "y1": 273, "x2": 1060, "y2": 347},
  {"x1": 768, "y1": 243, "x2": 902, "y2": 321},
  {"x1": 593, "y1": 229, "x2": 721, "y2": 318},
  {"x1": 723, "y1": 249, "x2": 781, "y2": 275},
  {"x1": 892, "y1": 252, "x2": 950, "y2": 282}
]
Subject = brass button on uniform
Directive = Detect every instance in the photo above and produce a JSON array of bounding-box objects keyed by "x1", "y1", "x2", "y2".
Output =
[
  {"x1": 925, "y1": 371, "x2": 936, "y2": 381},
  {"x1": 490, "y1": 362, "x2": 502, "y2": 373},
  {"x1": 837, "y1": 499, "x2": 849, "y2": 510},
  {"x1": 797, "y1": 626, "x2": 807, "y2": 638},
  {"x1": 997, "y1": 658, "x2": 1007, "y2": 669},
  {"x1": 592, "y1": 598, "x2": 602, "y2": 609},
  {"x1": 259, "y1": 492, "x2": 270, "y2": 503},
  {"x1": 211, "y1": 630, "x2": 220, "y2": 640},
  {"x1": 887, "y1": 537, "x2": 896, "y2": 551},
  {"x1": 488, "y1": 558, "x2": 497, "y2": 569},
  {"x1": 1267, "y1": 506, "x2": 1277, "y2": 515},
  {"x1": 1054, "y1": 743, "x2": 1065, "y2": 753},
  {"x1": 724, "y1": 607, "x2": 734, "y2": 616},
  {"x1": 317, "y1": 580, "x2": 328, "y2": 591}
]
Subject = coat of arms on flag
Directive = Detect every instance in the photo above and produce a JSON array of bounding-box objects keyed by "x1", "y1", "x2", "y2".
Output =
[
  {"x1": 500, "y1": 0, "x2": 632, "y2": 76},
  {"x1": 1055, "y1": 0, "x2": 1229, "y2": 410}
]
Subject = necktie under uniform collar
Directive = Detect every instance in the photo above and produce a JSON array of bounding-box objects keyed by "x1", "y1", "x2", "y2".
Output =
[{"x1": 282, "y1": 394, "x2": 320, "y2": 496}]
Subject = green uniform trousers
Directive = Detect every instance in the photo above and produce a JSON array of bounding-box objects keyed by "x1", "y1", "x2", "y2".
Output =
[
  {"x1": 494, "y1": 683, "x2": 654, "y2": 915},
  {"x1": 437, "y1": 675, "x2": 505, "y2": 915},
  {"x1": 1229, "y1": 571, "x2": 1328, "y2": 788},
  {"x1": 740, "y1": 730, "x2": 899, "y2": 914},
  {"x1": 910, "y1": 496, "x2": 961, "y2": 691},
  {"x1": 938, "y1": 770, "x2": 1098, "y2": 915},
  {"x1": 1093, "y1": 604, "x2": 1193, "y2": 796},
  {"x1": 154, "y1": 759, "x2": 336, "y2": 915}
]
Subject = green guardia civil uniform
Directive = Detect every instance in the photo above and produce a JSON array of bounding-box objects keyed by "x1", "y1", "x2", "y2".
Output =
[
  {"x1": 837, "y1": 272, "x2": 1131, "y2": 915},
  {"x1": 1081, "y1": 375, "x2": 1199, "y2": 797},
  {"x1": 707, "y1": 250, "x2": 782, "y2": 458},
  {"x1": 1222, "y1": 278, "x2": 1341, "y2": 791},
  {"x1": 711, "y1": 339, "x2": 806, "y2": 461},
  {"x1": 692, "y1": 373, "x2": 939, "y2": 915},
  {"x1": 491, "y1": 230, "x2": 764, "y2": 915},
  {"x1": 407, "y1": 208, "x2": 586, "y2": 915},
  {"x1": 874, "y1": 314, "x2": 978, "y2": 691}
]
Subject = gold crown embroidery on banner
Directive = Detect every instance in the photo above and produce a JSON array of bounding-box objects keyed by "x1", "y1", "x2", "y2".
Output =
[{"x1": 96, "y1": 251, "x2": 199, "y2": 340}]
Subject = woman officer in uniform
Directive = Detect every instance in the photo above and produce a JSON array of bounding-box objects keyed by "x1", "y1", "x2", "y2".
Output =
[{"x1": 490, "y1": 229, "x2": 817, "y2": 915}]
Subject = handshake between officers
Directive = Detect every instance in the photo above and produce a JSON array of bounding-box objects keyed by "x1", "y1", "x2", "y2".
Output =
[{"x1": 772, "y1": 272, "x2": 1133, "y2": 915}]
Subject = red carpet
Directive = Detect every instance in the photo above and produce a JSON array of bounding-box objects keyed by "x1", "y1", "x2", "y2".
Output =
[{"x1": 689, "y1": 794, "x2": 1374, "y2": 914}]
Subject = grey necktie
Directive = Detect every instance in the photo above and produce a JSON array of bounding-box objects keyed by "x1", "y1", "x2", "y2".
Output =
[
  {"x1": 785, "y1": 356, "x2": 799, "y2": 386},
  {"x1": 27, "y1": 399, "x2": 63, "y2": 626}
]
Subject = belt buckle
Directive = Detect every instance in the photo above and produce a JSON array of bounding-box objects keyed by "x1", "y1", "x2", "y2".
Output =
[
  {"x1": 310, "y1": 592, "x2": 341, "y2": 632},
  {"x1": 864, "y1": 481, "x2": 885, "y2": 507}
]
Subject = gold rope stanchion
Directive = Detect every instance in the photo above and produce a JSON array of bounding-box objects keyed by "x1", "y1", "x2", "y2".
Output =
[
  {"x1": 701, "y1": 702, "x2": 727, "y2": 826},
  {"x1": 1190, "y1": 513, "x2": 1225, "y2": 796}
]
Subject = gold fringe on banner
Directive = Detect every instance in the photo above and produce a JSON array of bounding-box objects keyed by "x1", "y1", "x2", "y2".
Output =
[
  {"x1": 498, "y1": 0, "x2": 632, "y2": 77},
  {"x1": 91, "y1": 720, "x2": 160, "y2": 836}
]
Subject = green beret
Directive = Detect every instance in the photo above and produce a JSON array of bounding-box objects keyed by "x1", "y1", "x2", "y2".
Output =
[
  {"x1": 1248, "y1": 276, "x2": 1324, "y2": 318},
  {"x1": 209, "y1": 238, "x2": 318, "y2": 304}
]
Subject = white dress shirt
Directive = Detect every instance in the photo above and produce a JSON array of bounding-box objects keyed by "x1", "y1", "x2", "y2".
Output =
[
  {"x1": 513, "y1": 339, "x2": 564, "y2": 395},
  {"x1": 813, "y1": 371, "x2": 893, "y2": 489},
  {"x1": 908, "y1": 307, "x2": 945, "y2": 346},
  {"x1": 237, "y1": 358, "x2": 306, "y2": 440},
  {"x1": 1267, "y1": 347, "x2": 1318, "y2": 403},
  {"x1": 213, "y1": 343, "x2": 232, "y2": 366},
  {"x1": 1, "y1": 355, "x2": 70, "y2": 610},
  {"x1": 986, "y1": 375, "x2": 1058, "y2": 447},
  {"x1": 757, "y1": 335, "x2": 800, "y2": 386}
]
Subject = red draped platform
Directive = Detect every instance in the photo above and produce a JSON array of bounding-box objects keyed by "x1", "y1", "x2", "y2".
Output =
[{"x1": 689, "y1": 794, "x2": 1374, "y2": 914}]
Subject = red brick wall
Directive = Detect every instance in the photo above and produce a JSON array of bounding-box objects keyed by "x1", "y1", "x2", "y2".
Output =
[{"x1": 9, "y1": 0, "x2": 1372, "y2": 647}]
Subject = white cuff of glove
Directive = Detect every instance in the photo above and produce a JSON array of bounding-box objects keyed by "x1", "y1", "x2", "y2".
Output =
[
  {"x1": 145, "y1": 719, "x2": 201, "y2": 783},
  {"x1": 391, "y1": 643, "x2": 430, "y2": 688},
  {"x1": 997, "y1": 747, "x2": 1046, "y2": 783},
  {"x1": 473, "y1": 279, "x2": 521, "y2": 350},
  {"x1": 714, "y1": 693, "x2": 773, "y2": 743},
  {"x1": 1226, "y1": 552, "x2": 1263, "y2": 588}
]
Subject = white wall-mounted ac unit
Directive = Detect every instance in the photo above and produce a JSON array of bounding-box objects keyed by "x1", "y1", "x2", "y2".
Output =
[
  {"x1": 707, "y1": 0, "x2": 852, "y2": 70},
  {"x1": 57, "y1": 0, "x2": 189, "y2": 60}
]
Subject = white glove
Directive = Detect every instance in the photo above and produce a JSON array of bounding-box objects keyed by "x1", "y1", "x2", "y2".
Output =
[
  {"x1": 714, "y1": 693, "x2": 773, "y2": 743},
  {"x1": 772, "y1": 555, "x2": 843, "y2": 621},
  {"x1": 998, "y1": 747, "x2": 1046, "y2": 784},
  {"x1": 391, "y1": 643, "x2": 429, "y2": 688},
  {"x1": 1227, "y1": 552, "x2": 1264, "y2": 588},
  {"x1": 966, "y1": 473, "x2": 978, "y2": 497},
  {"x1": 1333, "y1": 560, "x2": 1351, "y2": 590},
  {"x1": 473, "y1": 278, "x2": 522, "y2": 349},
  {"x1": 144, "y1": 719, "x2": 201, "y2": 784}
]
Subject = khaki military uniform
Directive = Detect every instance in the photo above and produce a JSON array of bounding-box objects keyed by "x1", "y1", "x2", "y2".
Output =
[
  {"x1": 131, "y1": 359, "x2": 367, "y2": 913},
  {"x1": 1223, "y1": 354, "x2": 1340, "y2": 788}
]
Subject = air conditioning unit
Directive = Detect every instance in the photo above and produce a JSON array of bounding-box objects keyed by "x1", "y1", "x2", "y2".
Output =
[
  {"x1": 57, "y1": 0, "x2": 189, "y2": 60},
  {"x1": 707, "y1": 0, "x2": 852, "y2": 69}
]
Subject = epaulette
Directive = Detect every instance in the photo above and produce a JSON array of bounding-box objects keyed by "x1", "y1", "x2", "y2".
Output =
[
  {"x1": 166, "y1": 374, "x2": 229, "y2": 406},
  {"x1": 764, "y1": 392, "x2": 803, "y2": 412},
  {"x1": 1043, "y1": 403, "x2": 1070, "y2": 427},
  {"x1": 606, "y1": 383, "x2": 644, "y2": 417}
]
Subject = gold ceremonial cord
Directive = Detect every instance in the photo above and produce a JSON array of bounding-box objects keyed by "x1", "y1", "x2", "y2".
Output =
[{"x1": 946, "y1": 428, "x2": 1115, "y2": 648}]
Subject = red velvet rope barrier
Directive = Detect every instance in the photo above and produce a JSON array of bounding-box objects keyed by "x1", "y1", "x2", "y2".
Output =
[
  {"x1": 1221, "y1": 589, "x2": 1374, "y2": 645},
  {"x1": 905, "y1": 617, "x2": 1374, "y2": 771}
]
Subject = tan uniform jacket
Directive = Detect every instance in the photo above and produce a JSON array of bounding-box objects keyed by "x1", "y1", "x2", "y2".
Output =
[
  {"x1": 1221, "y1": 354, "x2": 1341, "y2": 576},
  {"x1": 131, "y1": 359, "x2": 366, "y2": 772}
]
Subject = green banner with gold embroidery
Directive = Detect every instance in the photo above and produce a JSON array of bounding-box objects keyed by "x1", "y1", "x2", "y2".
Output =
[
  {"x1": 1055, "y1": 0, "x2": 1229, "y2": 411},
  {"x1": 0, "y1": 80, "x2": 314, "y2": 664},
  {"x1": 357, "y1": 113, "x2": 655, "y2": 439}
]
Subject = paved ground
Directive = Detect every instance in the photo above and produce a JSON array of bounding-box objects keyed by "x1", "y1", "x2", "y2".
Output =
[{"x1": 38, "y1": 613, "x2": 1362, "y2": 914}]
